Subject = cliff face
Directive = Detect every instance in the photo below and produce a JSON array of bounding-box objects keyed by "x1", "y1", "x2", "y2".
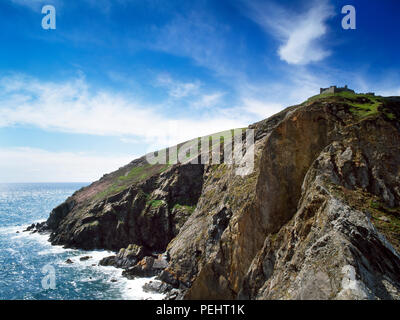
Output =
[{"x1": 44, "y1": 92, "x2": 400, "y2": 299}]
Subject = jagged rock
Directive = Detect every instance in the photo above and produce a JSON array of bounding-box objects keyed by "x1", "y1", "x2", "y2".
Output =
[
  {"x1": 122, "y1": 254, "x2": 170, "y2": 279},
  {"x1": 47, "y1": 200, "x2": 75, "y2": 230},
  {"x1": 164, "y1": 288, "x2": 185, "y2": 300},
  {"x1": 114, "y1": 244, "x2": 148, "y2": 268},
  {"x1": 47, "y1": 164, "x2": 203, "y2": 251},
  {"x1": 24, "y1": 222, "x2": 49, "y2": 233},
  {"x1": 99, "y1": 255, "x2": 116, "y2": 267},
  {"x1": 79, "y1": 256, "x2": 92, "y2": 261},
  {"x1": 142, "y1": 280, "x2": 172, "y2": 294},
  {"x1": 42, "y1": 94, "x2": 400, "y2": 299},
  {"x1": 65, "y1": 259, "x2": 73, "y2": 264},
  {"x1": 122, "y1": 257, "x2": 157, "y2": 279},
  {"x1": 158, "y1": 269, "x2": 180, "y2": 288},
  {"x1": 99, "y1": 244, "x2": 151, "y2": 268},
  {"x1": 24, "y1": 223, "x2": 35, "y2": 232}
]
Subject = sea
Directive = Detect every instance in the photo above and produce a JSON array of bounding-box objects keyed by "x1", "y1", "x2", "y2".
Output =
[{"x1": 0, "y1": 183, "x2": 164, "y2": 300}]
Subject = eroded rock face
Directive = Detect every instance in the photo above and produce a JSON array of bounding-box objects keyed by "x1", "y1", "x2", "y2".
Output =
[
  {"x1": 166, "y1": 99, "x2": 400, "y2": 300},
  {"x1": 240, "y1": 132, "x2": 400, "y2": 299},
  {"x1": 48, "y1": 164, "x2": 204, "y2": 251},
  {"x1": 44, "y1": 94, "x2": 400, "y2": 299}
]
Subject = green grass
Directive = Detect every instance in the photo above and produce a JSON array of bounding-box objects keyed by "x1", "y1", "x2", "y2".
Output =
[
  {"x1": 306, "y1": 91, "x2": 366, "y2": 102},
  {"x1": 369, "y1": 200, "x2": 400, "y2": 251},
  {"x1": 305, "y1": 91, "x2": 390, "y2": 119},
  {"x1": 94, "y1": 185, "x2": 127, "y2": 201},
  {"x1": 118, "y1": 164, "x2": 151, "y2": 182},
  {"x1": 385, "y1": 112, "x2": 396, "y2": 120},
  {"x1": 94, "y1": 163, "x2": 170, "y2": 201},
  {"x1": 172, "y1": 203, "x2": 196, "y2": 213},
  {"x1": 370, "y1": 200, "x2": 382, "y2": 210},
  {"x1": 348, "y1": 96, "x2": 381, "y2": 118},
  {"x1": 147, "y1": 199, "x2": 165, "y2": 208}
]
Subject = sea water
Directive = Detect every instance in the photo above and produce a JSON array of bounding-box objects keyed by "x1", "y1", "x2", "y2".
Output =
[{"x1": 0, "y1": 183, "x2": 164, "y2": 300}]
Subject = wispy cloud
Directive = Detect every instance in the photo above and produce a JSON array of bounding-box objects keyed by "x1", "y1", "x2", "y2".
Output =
[
  {"x1": 0, "y1": 74, "x2": 249, "y2": 149},
  {"x1": 191, "y1": 92, "x2": 225, "y2": 109},
  {"x1": 244, "y1": 0, "x2": 334, "y2": 65},
  {"x1": 156, "y1": 74, "x2": 201, "y2": 98},
  {"x1": 0, "y1": 147, "x2": 135, "y2": 183}
]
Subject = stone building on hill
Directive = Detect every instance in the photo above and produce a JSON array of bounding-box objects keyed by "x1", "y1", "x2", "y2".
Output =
[{"x1": 320, "y1": 85, "x2": 355, "y2": 94}]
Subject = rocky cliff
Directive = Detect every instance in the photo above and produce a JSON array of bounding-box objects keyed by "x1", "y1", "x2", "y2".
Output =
[{"x1": 39, "y1": 92, "x2": 400, "y2": 299}]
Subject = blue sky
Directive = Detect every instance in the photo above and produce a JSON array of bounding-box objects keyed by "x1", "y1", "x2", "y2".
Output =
[{"x1": 0, "y1": 0, "x2": 399, "y2": 182}]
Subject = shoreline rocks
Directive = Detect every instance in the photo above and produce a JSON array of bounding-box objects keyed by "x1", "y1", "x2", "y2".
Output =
[
  {"x1": 23, "y1": 221, "x2": 50, "y2": 234},
  {"x1": 122, "y1": 255, "x2": 168, "y2": 279},
  {"x1": 79, "y1": 256, "x2": 92, "y2": 261},
  {"x1": 142, "y1": 280, "x2": 172, "y2": 295}
]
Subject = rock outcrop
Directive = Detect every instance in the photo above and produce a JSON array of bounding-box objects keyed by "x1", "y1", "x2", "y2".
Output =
[{"x1": 40, "y1": 92, "x2": 400, "y2": 299}]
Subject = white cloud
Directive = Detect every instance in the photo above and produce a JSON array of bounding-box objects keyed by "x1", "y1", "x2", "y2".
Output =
[
  {"x1": 0, "y1": 74, "x2": 247, "y2": 149},
  {"x1": 156, "y1": 74, "x2": 201, "y2": 98},
  {"x1": 0, "y1": 147, "x2": 135, "y2": 183},
  {"x1": 244, "y1": 0, "x2": 334, "y2": 65},
  {"x1": 191, "y1": 92, "x2": 225, "y2": 109}
]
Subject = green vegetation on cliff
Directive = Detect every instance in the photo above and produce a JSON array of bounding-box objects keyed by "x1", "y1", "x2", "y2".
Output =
[
  {"x1": 305, "y1": 91, "x2": 399, "y2": 120},
  {"x1": 94, "y1": 163, "x2": 170, "y2": 201}
]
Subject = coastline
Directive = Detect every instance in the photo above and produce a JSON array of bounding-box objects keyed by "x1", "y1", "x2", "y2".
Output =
[{"x1": 0, "y1": 223, "x2": 165, "y2": 300}]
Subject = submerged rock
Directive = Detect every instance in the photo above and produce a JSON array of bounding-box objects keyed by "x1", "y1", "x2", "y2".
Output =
[{"x1": 79, "y1": 256, "x2": 92, "y2": 261}]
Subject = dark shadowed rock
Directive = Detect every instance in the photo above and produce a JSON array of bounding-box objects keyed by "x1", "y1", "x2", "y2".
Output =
[
  {"x1": 121, "y1": 254, "x2": 170, "y2": 279},
  {"x1": 142, "y1": 280, "x2": 172, "y2": 294},
  {"x1": 79, "y1": 256, "x2": 92, "y2": 261},
  {"x1": 114, "y1": 244, "x2": 148, "y2": 268},
  {"x1": 158, "y1": 269, "x2": 180, "y2": 288},
  {"x1": 99, "y1": 255, "x2": 117, "y2": 267},
  {"x1": 122, "y1": 257, "x2": 155, "y2": 279}
]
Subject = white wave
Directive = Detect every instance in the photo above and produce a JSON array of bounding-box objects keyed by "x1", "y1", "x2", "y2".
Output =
[
  {"x1": 11, "y1": 229, "x2": 50, "y2": 244},
  {"x1": 0, "y1": 224, "x2": 26, "y2": 234},
  {"x1": 3, "y1": 223, "x2": 166, "y2": 300},
  {"x1": 37, "y1": 245, "x2": 72, "y2": 255},
  {"x1": 72, "y1": 254, "x2": 166, "y2": 300},
  {"x1": 121, "y1": 277, "x2": 166, "y2": 300}
]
